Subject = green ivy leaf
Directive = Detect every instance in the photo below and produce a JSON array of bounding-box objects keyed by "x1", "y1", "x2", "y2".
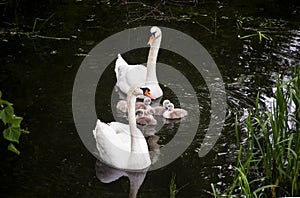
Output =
[
  {"x1": 3, "y1": 126, "x2": 21, "y2": 143},
  {"x1": 1, "y1": 99, "x2": 13, "y2": 106},
  {"x1": 0, "y1": 91, "x2": 28, "y2": 155},
  {"x1": 11, "y1": 115, "x2": 23, "y2": 127},
  {"x1": 8, "y1": 143, "x2": 20, "y2": 155},
  {"x1": 0, "y1": 105, "x2": 14, "y2": 124}
]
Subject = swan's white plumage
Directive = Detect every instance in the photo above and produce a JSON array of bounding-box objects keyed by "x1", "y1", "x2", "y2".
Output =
[
  {"x1": 93, "y1": 120, "x2": 129, "y2": 166},
  {"x1": 93, "y1": 87, "x2": 151, "y2": 170},
  {"x1": 94, "y1": 120, "x2": 151, "y2": 170},
  {"x1": 115, "y1": 27, "x2": 163, "y2": 99},
  {"x1": 115, "y1": 55, "x2": 147, "y2": 93},
  {"x1": 114, "y1": 54, "x2": 127, "y2": 84}
]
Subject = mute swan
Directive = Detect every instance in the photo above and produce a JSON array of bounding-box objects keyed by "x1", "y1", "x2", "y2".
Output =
[
  {"x1": 163, "y1": 103, "x2": 188, "y2": 119},
  {"x1": 135, "y1": 109, "x2": 157, "y2": 126},
  {"x1": 115, "y1": 26, "x2": 163, "y2": 99},
  {"x1": 95, "y1": 133, "x2": 160, "y2": 198},
  {"x1": 93, "y1": 86, "x2": 154, "y2": 170},
  {"x1": 116, "y1": 97, "x2": 152, "y2": 113},
  {"x1": 151, "y1": 99, "x2": 170, "y2": 116}
]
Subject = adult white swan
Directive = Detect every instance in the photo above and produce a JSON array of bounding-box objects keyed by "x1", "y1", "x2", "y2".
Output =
[
  {"x1": 115, "y1": 26, "x2": 163, "y2": 98},
  {"x1": 93, "y1": 86, "x2": 154, "y2": 170}
]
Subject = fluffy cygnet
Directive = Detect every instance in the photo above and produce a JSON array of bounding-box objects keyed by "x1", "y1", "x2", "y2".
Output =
[
  {"x1": 163, "y1": 103, "x2": 188, "y2": 119},
  {"x1": 151, "y1": 99, "x2": 170, "y2": 116},
  {"x1": 116, "y1": 97, "x2": 152, "y2": 113},
  {"x1": 136, "y1": 109, "x2": 157, "y2": 126}
]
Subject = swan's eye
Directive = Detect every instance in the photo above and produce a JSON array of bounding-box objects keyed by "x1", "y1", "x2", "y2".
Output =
[
  {"x1": 151, "y1": 31, "x2": 157, "y2": 37},
  {"x1": 140, "y1": 87, "x2": 151, "y2": 93}
]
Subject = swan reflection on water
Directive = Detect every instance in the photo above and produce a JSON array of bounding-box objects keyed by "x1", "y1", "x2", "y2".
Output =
[
  {"x1": 94, "y1": 134, "x2": 160, "y2": 198},
  {"x1": 163, "y1": 117, "x2": 187, "y2": 128},
  {"x1": 95, "y1": 160, "x2": 147, "y2": 198}
]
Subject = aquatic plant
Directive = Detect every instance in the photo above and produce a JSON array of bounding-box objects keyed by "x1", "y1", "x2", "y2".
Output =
[
  {"x1": 211, "y1": 146, "x2": 276, "y2": 198},
  {"x1": 169, "y1": 173, "x2": 188, "y2": 198},
  {"x1": 236, "y1": 16, "x2": 274, "y2": 44},
  {"x1": 0, "y1": 91, "x2": 29, "y2": 155},
  {"x1": 239, "y1": 31, "x2": 272, "y2": 44},
  {"x1": 1, "y1": 13, "x2": 70, "y2": 41},
  {"x1": 250, "y1": 67, "x2": 300, "y2": 196},
  {"x1": 212, "y1": 67, "x2": 300, "y2": 197}
]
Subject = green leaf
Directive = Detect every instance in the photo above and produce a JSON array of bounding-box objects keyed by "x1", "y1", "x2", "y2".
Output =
[
  {"x1": 1, "y1": 99, "x2": 13, "y2": 106},
  {"x1": 8, "y1": 143, "x2": 20, "y2": 155},
  {"x1": 239, "y1": 33, "x2": 257, "y2": 39},
  {"x1": 258, "y1": 31, "x2": 262, "y2": 43},
  {"x1": 0, "y1": 105, "x2": 14, "y2": 124},
  {"x1": 0, "y1": 90, "x2": 2, "y2": 100},
  {"x1": 21, "y1": 129, "x2": 30, "y2": 134},
  {"x1": 3, "y1": 126, "x2": 21, "y2": 143},
  {"x1": 252, "y1": 184, "x2": 277, "y2": 194},
  {"x1": 261, "y1": 33, "x2": 272, "y2": 41},
  {"x1": 11, "y1": 115, "x2": 23, "y2": 127}
]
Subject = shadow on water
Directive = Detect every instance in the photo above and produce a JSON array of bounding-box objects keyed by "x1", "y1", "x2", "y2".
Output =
[{"x1": 0, "y1": 0, "x2": 300, "y2": 197}]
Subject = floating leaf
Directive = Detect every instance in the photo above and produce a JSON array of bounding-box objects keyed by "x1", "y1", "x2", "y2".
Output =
[
  {"x1": 3, "y1": 126, "x2": 21, "y2": 143},
  {"x1": 0, "y1": 104, "x2": 14, "y2": 124},
  {"x1": 8, "y1": 143, "x2": 20, "y2": 155}
]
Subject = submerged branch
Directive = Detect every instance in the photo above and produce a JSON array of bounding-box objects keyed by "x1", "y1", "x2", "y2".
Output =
[{"x1": 32, "y1": 34, "x2": 70, "y2": 40}]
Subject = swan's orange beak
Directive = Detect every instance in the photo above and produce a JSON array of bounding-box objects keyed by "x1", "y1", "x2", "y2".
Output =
[
  {"x1": 145, "y1": 89, "x2": 155, "y2": 100},
  {"x1": 147, "y1": 34, "x2": 155, "y2": 46}
]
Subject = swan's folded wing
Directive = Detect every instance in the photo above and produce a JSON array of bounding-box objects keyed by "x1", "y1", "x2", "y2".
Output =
[
  {"x1": 124, "y1": 64, "x2": 147, "y2": 86},
  {"x1": 115, "y1": 54, "x2": 128, "y2": 86},
  {"x1": 108, "y1": 122, "x2": 130, "y2": 144},
  {"x1": 116, "y1": 54, "x2": 128, "y2": 67},
  {"x1": 115, "y1": 54, "x2": 146, "y2": 80},
  {"x1": 93, "y1": 120, "x2": 131, "y2": 156},
  {"x1": 115, "y1": 61, "x2": 147, "y2": 94}
]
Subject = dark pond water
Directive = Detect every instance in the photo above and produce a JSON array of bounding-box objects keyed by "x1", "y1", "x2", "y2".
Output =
[{"x1": 0, "y1": 0, "x2": 300, "y2": 197}]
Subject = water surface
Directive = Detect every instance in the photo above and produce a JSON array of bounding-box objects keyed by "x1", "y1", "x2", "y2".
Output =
[{"x1": 0, "y1": 0, "x2": 299, "y2": 197}]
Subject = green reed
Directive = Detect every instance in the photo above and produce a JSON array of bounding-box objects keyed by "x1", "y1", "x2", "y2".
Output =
[
  {"x1": 251, "y1": 67, "x2": 300, "y2": 196},
  {"x1": 212, "y1": 67, "x2": 300, "y2": 197},
  {"x1": 169, "y1": 173, "x2": 188, "y2": 198},
  {"x1": 211, "y1": 144, "x2": 276, "y2": 198}
]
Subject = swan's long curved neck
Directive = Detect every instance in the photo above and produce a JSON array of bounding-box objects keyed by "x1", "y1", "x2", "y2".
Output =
[
  {"x1": 127, "y1": 94, "x2": 139, "y2": 152},
  {"x1": 146, "y1": 36, "x2": 161, "y2": 83}
]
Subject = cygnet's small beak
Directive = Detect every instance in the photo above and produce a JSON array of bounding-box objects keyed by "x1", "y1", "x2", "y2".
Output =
[{"x1": 147, "y1": 34, "x2": 155, "y2": 46}]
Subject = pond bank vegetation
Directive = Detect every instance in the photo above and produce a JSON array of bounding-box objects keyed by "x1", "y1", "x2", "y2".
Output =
[{"x1": 212, "y1": 67, "x2": 300, "y2": 197}]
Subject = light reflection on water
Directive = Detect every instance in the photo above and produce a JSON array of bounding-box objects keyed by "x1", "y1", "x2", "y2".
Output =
[{"x1": 0, "y1": 1, "x2": 300, "y2": 197}]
